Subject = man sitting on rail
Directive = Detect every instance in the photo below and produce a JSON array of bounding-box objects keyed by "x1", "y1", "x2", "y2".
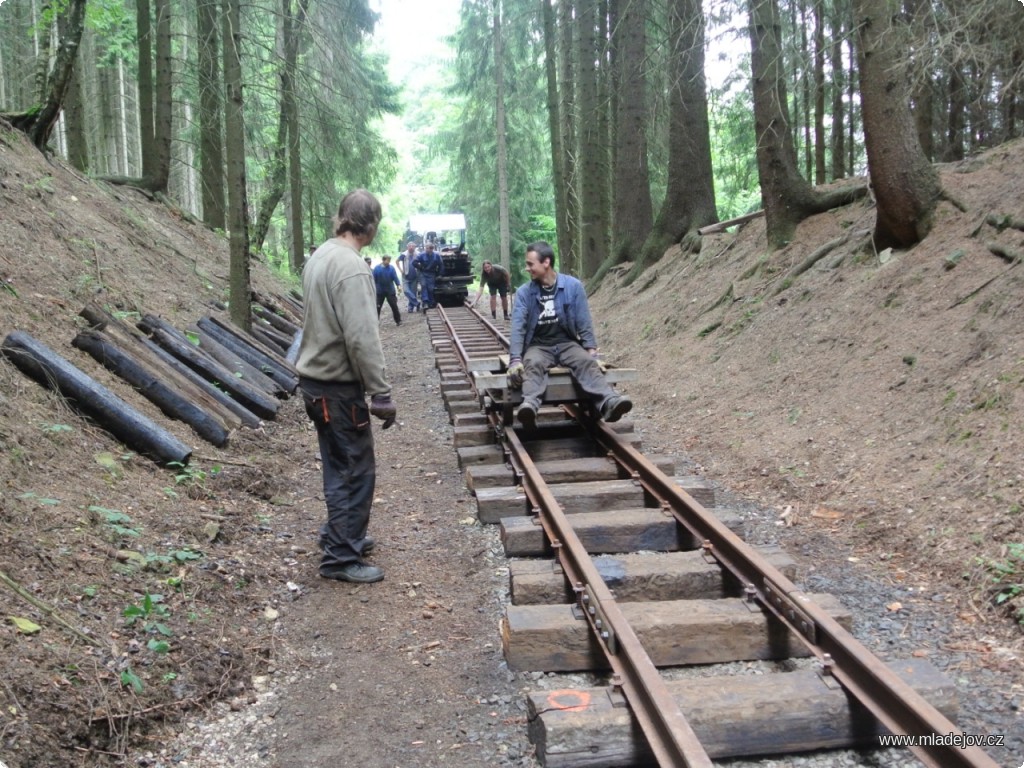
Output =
[{"x1": 506, "y1": 241, "x2": 632, "y2": 430}]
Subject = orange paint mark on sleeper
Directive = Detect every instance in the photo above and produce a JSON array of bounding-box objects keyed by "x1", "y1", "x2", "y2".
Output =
[{"x1": 546, "y1": 690, "x2": 591, "y2": 712}]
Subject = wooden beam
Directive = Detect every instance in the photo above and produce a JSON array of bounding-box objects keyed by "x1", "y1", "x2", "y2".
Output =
[
  {"x1": 500, "y1": 507, "x2": 744, "y2": 557},
  {"x1": 527, "y1": 659, "x2": 956, "y2": 767},
  {"x1": 502, "y1": 594, "x2": 852, "y2": 671},
  {"x1": 509, "y1": 546, "x2": 796, "y2": 604},
  {"x1": 476, "y1": 476, "x2": 714, "y2": 523},
  {"x1": 466, "y1": 454, "x2": 676, "y2": 492}
]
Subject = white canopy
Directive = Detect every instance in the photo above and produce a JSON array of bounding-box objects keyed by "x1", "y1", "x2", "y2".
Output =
[{"x1": 408, "y1": 213, "x2": 466, "y2": 234}]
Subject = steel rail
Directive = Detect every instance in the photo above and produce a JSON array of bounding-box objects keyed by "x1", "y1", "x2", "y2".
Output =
[
  {"x1": 434, "y1": 306, "x2": 477, "y2": 369},
  {"x1": 436, "y1": 313, "x2": 998, "y2": 767},
  {"x1": 437, "y1": 305, "x2": 509, "y2": 369},
  {"x1": 572, "y1": 409, "x2": 1001, "y2": 768},
  {"x1": 504, "y1": 425, "x2": 714, "y2": 768}
]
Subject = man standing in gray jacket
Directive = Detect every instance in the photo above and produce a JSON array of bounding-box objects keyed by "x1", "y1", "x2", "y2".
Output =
[{"x1": 294, "y1": 189, "x2": 397, "y2": 584}]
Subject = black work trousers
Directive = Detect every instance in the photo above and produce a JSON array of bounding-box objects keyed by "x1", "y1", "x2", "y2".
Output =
[
  {"x1": 300, "y1": 377, "x2": 376, "y2": 568},
  {"x1": 376, "y1": 291, "x2": 401, "y2": 324}
]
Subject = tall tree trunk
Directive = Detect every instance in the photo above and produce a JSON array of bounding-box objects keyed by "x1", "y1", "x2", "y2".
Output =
[
  {"x1": 626, "y1": 0, "x2": 717, "y2": 283},
  {"x1": 494, "y1": 0, "x2": 511, "y2": 272},
  {"x1": 800, "y1": 0, "x2": 812, "y2": 179},
  {"x1": 557, "y1": 0, "x2": 579, "y2": 276},
  {"x1": 285, "y1": 0, "x2": 305, "y2": 275},
  {"x1": 542, "y1": 0, "x2": 571, "y2": 278},
  {"x1": 252, "y1": 108, "x2": 287, "y2": 253},
  {"x1": 151, "y1": 0, "x2": 172, "y2": 192},
  {"x1": 8, "y1": 0, "x2": 87, "y2": 150},
  {"x1": 62, "y1": 26, "x2": 89, "y2": 172},
  {"x1": 596, "y1": 0, "x2": 611, "y2": 262},
  {"x1": 813, "y1": 0, "x2": 826, "y2": 183},
  {"x1": 222, "y1": 0, "x2": 251, "y2": 331},
  {"x1": 847, "y1": 37, "x2": 856, "y2": 172},
  {"x1": 829, "y1": 0, "x2": 846, "y2": 179},
  {"x1": 904, "y1": 0, "x2": 934, "y2": 160},
  {"x1": 197, "y1": 0, "x2": 226, "y2": 229},
  {"x1": 609, "y1": 0, "x2": 652, "y2": 264},
  {"x1": 853, "y1": 0, "x2": 940, "y2": 249},
  {"x1": 577, "y1": 0, "x2": 608, "y2": 277},
  {"x1": 137, "y1": 0, "x2": 156, "y2": 178},
  {"x1": 945, "y1": 63, "x2": 966, "y2": 161},
  {"x1": 749, "y1": 0, "x2": 864, "y2": 248}
]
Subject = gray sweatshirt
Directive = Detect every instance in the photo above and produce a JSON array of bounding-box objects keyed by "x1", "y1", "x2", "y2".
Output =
[{"x1": 295, "y1": 239, "x2": 390, "y2": 396}]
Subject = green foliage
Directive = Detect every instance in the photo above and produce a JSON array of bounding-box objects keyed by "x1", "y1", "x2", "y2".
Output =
[
  {"x1": 120, "y1": 667, "x2": 144, "y2": 693},
  {"x1": 442, "y1": 0, "x2": 554, "y2": 267},
  {"x1": 90, "y1": 505, "x2": 140, "y2": 537},
  {"x1": 976, "y1": 543, "x2": 1024, "y2": 625},
  {"x1": 40, "y1": 423, "x2": 73, "y2": 434},
  {"x1": 17, "y1": 492, "x2": 61, "y2": 506},
  {"x1": 167, "y1": 461, "x2": 219, "y2": 489},
  {"x1": 84, "y1": 0, "x2": 136, "y2": 66},
  {"x1": 708, "y1": 66, "x2": 760, "y2": 221},
  {"x1": 123, "y1": 591, "x2": 171, "y2": 635}
]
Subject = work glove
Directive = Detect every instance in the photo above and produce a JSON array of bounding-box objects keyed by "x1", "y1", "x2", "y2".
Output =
[
  {"x1": 506, "y1": 359, "x2": 524, "y2": 389},
  {"x1": 370, "y1": 394, "x2": 397, "y2": 429}
]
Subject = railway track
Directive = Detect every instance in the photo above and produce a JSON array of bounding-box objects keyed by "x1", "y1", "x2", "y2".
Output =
[{"x1": 426, "y1": 305, "x2": 1001, "y2": 768}]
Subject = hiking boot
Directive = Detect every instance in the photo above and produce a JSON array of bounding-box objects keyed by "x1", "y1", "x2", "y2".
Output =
[
  {"x1": 319, "y1": 562, "x2": 384, "y2": 583},
  {"x1": 517, "y1": 401, "x2": 538, "y2": 430},
  {"x1": 601, "y1": 395, "x2": 633, "y2": 422}
]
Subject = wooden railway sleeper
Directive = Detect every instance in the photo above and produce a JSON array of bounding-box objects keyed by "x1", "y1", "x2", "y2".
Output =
[
  {"x1": 505, "y1": 429, "x2": 714, "y2": 768},
  {"x1": 443, "y1": 310, "x2": 1000, "y2": 768},
  {"x1": 575, "y1": 409, "x2": 1001, "y2": 768}
]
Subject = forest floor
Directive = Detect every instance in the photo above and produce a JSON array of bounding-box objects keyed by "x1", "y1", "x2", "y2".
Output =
[{"x1": 0, "y1": 121, "x2": 1022, "y2": 768}]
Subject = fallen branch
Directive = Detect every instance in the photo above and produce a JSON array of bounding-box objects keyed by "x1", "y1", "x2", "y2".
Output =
[
  {"x1": 773, "y1": 230, "x2": 868, "y2": 295},
  {"x1": 699, "y1": 283, "x2": 735, "y2": 316},
  {"x1": 949, "y1": 257, "x2": 1021, "y2": 308},
  {"x1": 939, "y1": 188, "x2": 968, "y2": 213},
  {"x1": 986, "y1": 242, "x2": 1023, "y2": 264},
  {"x1": 697, "y1": 210, "x2": 765, "y2": 236},
  {"x1": 985, "y1": 213, "x2": 1024, "y2": 233},
  {"x1": 0, "y1": 569, "x2": 104, "y2": 648}
]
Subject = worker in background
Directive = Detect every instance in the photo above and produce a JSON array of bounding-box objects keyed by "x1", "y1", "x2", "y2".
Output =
[{"x1": 471, "y1": 259, "x2": 512, "y2": 321}]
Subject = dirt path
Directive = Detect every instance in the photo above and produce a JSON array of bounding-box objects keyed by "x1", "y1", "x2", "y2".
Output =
[{"x1": 132, "y1": 314, "x2": 539, "y2": 768}]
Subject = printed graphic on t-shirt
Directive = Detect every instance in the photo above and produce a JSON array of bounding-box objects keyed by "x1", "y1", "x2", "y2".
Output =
[{"x1": 536, "y1": 284, "x2": 558, "y2": 329}]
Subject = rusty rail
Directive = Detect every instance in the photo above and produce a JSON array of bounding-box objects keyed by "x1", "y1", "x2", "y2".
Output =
[
  {"x1": 435, "y1": 308, "x2": 1001, "y2": 768},
  {"x1": 572, "y1": 406, "x2": 1001, "y2": 768},
  {"x1": 504, "y1": 425, "x2": 713, "y2": 768}
]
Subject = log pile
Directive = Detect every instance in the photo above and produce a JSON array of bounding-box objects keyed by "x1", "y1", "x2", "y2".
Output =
[{"x1": 1, "y1": 290, "x2": 304, "y2": 467}]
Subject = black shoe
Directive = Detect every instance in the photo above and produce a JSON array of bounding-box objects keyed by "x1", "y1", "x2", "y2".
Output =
[
  {"x1": 362, "y1": 536, "x2": 375, "y2": 554},
  {"x1": 517, "y1": 402, "x2": 537, "y2": 430},
  {"x1": 601, "y1": 395, "x2": 633, "y2": 422},
  {"x1": 319, "y1": 562, "x2": 384, "y2": 583}
]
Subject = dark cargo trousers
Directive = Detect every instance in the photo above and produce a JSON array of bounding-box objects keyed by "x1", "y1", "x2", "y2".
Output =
[
  {"x1": 299, "y1": 377, "x2": 376, "y2": 568},
  {"x1": 521, "y1": 341, "x2": 617, "y2": 413}
]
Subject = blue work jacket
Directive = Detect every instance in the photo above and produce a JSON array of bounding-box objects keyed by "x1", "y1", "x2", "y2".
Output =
[{"x1": 509, "y1": 274, "x2": 598, "y2": 360}]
